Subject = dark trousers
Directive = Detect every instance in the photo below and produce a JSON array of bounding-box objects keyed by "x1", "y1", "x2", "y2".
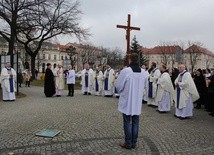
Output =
[
  {"x1": 123, "y1": 114, "x2": 139, "y2": 148},
  {"x1": 25, "y1": 81, "x2": 30, "y2": 87},
  {"x1": 68, "y1": 84, "x2": 74, "y2": 96}
]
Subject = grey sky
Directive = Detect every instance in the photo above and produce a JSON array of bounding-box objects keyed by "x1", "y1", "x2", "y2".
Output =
[{"x1": 61, "y1": 0, "x2": 214, "y2": 52}]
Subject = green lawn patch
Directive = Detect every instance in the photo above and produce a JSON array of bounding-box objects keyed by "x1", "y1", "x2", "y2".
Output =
[
  {"x1": 31, "y1": 79, "x2": 82, "y2": 90},
  {"x1": 0, "y1": 88, "x2": 26, "y2": 101}
]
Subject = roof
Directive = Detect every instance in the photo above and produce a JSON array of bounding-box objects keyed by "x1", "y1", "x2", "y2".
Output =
[
  {"x1": 54, "y1": 42, "x2": 102, "y2": 52},
  {"x1": 184, "y1": 45, "x2": 214, "y2": 56},
  {"x1": 142, "y1": 46, "x2": 183, "y2": 54},
  {"x1": 142, "y1": 45, "x2": 214, "y2": 56}
]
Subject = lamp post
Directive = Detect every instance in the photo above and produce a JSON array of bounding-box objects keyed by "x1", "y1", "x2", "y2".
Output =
[{"x1": 16, "y1": 50, "x2": 19, "y2": 96}]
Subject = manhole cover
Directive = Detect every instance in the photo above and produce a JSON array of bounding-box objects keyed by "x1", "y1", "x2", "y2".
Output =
[{"x1": 36, "y1": 129, "x2": 61, "y2": 138}]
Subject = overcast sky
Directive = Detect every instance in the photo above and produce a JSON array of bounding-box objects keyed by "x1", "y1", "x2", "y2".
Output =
[{"x1": 60, "y1": 0, "x2": 214, "y2": 52}]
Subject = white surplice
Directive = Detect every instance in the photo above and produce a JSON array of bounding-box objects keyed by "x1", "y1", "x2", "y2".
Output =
[
  {"x1": 173, "y1": 71, "x2": 199, "y2": 117},
  {"x1": 147, "y1": 68, "x2": 161, "y2": 106},
  {"x1": 115, "y1": 67, "x2": 148, "y2": 116},
  {"x1": 155, "y1": 72, "x2": 174, "y2": 112},
  {"x1": 93, "y1": 70, "x2": 104, "y2": 95},
  {"x1": 81, "y1": 68, "x2": 94, "y2": 93},
  {"x1": 103, "y1": 68, "x2": 115, "y2": 96},
  {"x1": 54, "y1": 67, "x2": 65, "y2": 95},
  {"x1": 1, "y1": 67, "x2": 16, "y2": 101}
]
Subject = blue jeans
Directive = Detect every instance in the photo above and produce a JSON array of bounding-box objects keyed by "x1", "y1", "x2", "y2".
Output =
[{"x1": 123, "y1": 114, "x2": 139, "y2": 147}]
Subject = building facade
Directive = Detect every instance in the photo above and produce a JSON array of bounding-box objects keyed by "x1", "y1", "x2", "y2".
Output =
[
  {"x1": 142, "y1": 45, "x2": 214, "y2": 72},
  {"x1": 0, "y1": 37, "x2": 102, "y2": 72}
]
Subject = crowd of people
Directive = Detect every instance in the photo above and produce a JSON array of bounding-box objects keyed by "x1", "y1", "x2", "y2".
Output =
[
  {"x1": 1, "y1": 60, "x2": 213, "y2": 119},
  {"x1": 17, "y1": 69, "x2": 32, "y2": 87},
  {"x1": 1, "y1": 56, "x2": 214, "y2": 150},
  {"x1": 42, "y1": 59, "x2": 214, "y2": 119},
  {"x1": 192, "y1": 68, "x2": 214, "y2": 117}
]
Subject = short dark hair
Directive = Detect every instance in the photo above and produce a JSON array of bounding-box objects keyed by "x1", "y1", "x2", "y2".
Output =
[
  {"x1": 47, "y1": 63, "x2": 51, "y2": 67},
  {"x1": 130, "y1": 53, "x2": 138, "y2": 63},
  {"x1": 152, "y1": 62, "x2": 156, "y2": 67}
]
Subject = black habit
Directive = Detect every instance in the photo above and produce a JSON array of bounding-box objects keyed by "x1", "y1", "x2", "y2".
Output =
[{"x1": 44, "y1": 68, "x2": 56, "y2": 97}]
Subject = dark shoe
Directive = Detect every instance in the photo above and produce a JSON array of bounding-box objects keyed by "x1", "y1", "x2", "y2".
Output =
[
  {"x1": 152, "y1": 105, "x2": 158, "y2": 108},
  {"x1": 179, "y1": 117, "x2": 188, "y2": 120},
  {"x1": 132, "y1": 144, "x2": 137, "y2": 149},
  {"x1": 88, "y1": 93, "x2": 91, "y2": 95},
  {"x1": 119, "y1": 142, "x2": 132, "y2": 150},
  {"x1": 83, "y1": 92, "x2": 87, "y2": 95},
  {"x1": 156, "y1": 110, "x2": 167, "y2": 113},
  {"x1": 116, "y1": 96, "x2": 120, "y2": 98},
  {"x1": 142, "y1": 100, "x2": 147, "y2": 104},
  {"x1": 174, "y1": 114, "x2": 180, "y2": 118},
  {"x1": 209, "y1": 112, "x2": 214, "y2": 116},
  {"x1": 206, "y1": 109, "x2": 212, "y2": 112},
  {"x1": 195, "y1": 106, "x2": 201, "y2": 109},
  {"x1": 3, "y1": 100, "x2": 10, "y2": 102},
  {"x1": 148, "y1": 105, "x2": 154, "y2": 107},
  {"x1": 56, "y1": 95, "x2": 61, "y2": 97}
]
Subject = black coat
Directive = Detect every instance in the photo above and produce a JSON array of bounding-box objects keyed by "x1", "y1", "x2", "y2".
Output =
[
  {"x1": 44, "y1": 68, "x2": 56, "y2": 97},
  {"x1": 18, "y1": 72, "x2": 23, "y2": 83},
  {"x1": 194, "y1": 75, "x2": 207, "y2": 94},
  {"x1": 207, "y1": 75, "x2": 214, "y2": 111}
]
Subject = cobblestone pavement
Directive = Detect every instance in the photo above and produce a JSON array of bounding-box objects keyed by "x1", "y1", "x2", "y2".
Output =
[{"x1": 0, "y1": 86, "x2": 213, "y2": 155}]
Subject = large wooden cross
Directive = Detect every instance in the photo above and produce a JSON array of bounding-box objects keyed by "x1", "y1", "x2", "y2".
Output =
[{"x1": 117, "y1": 14, "x2": 140, "y2": 66}]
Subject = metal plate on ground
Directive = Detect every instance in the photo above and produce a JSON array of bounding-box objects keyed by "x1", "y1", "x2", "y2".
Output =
[{"x1": 35, "y1": 129, "x2": 61, "y2": 138}]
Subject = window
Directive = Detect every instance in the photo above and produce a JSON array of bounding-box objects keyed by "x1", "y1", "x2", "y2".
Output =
[
  {"x1": 48, "y1": 54, "x2": 51, "y2": 60},
  {"x1": 65, "y1": 56, "x2": 68, "y2": 60},
  {"x1": 61, "y1": 56, "x2": 64, "y2": 60},
  {"x1": 54, "y1": 55, "x2": 57, "y2": 60}
]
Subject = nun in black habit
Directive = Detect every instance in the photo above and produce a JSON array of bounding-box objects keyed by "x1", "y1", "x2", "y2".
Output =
[{"x1": 44, "y1": 63, "x2": 56, "y2": 97}]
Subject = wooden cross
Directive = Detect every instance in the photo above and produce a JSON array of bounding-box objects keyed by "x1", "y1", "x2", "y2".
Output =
[{"x1": 117, "y1": 14, "x2": 140, "y2": 66}]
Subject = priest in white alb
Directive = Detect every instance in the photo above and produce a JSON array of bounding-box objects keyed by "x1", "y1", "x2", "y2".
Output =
[
  {"x1": 81, "y1": 63, "x2": 94, "y2": 95},
  {"x1": 93, "y1": 65, "x2": 104, "y2": 96},
  {"x1": 54, "y1": 62, "x2": 65, "y2": 97},
  {"x1": 174, "y1": 64, "x2": 199, "y2": 119},
  {"x1": 155, "y1": 64, "x2": 174, "y2": 113},
  {"x1": 147, "y1": 62, "x2": 161, "y2": 107},
  {"x1": 115, "y1": 53, "x2": 148, "y2": 149},
  {"x1": 103, "y1": 64, "x2": 115, "y2": 97},
  {"x1": 1, "y1": 62, "x2": 16, "y2": 101}
]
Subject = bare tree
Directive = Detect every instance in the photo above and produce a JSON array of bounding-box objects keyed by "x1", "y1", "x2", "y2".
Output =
[
  {"x1": 186, "y1": 41, "x2": 204, "y2": 72},
  {"x1": 0, "y1": 0, "x2": 37, "y2": 66},
  {"x1": 79, "y1": 44, "x2": 97, "y2": 69},
  {"x1": 158, "y1": 42, "x2": 170, "y2": 65},
  {"x1": 167, "y1": 43, "x2": 183, "y2": 69},
  {"x1": 16, "y1": 0, "x2": 89, "y2": 78},
  {"x1": 66, "y1": 45, "x2": 77, "y2": 67},
  {"x1": 105, "y1": 47, "x2": 124, "y2": 68},
  {"x1": 205, "y1": 55, "x2": 212, "y2": 69},
  {"x1": 158, "y1": 42, "x2": 184, "y2": 70}
]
